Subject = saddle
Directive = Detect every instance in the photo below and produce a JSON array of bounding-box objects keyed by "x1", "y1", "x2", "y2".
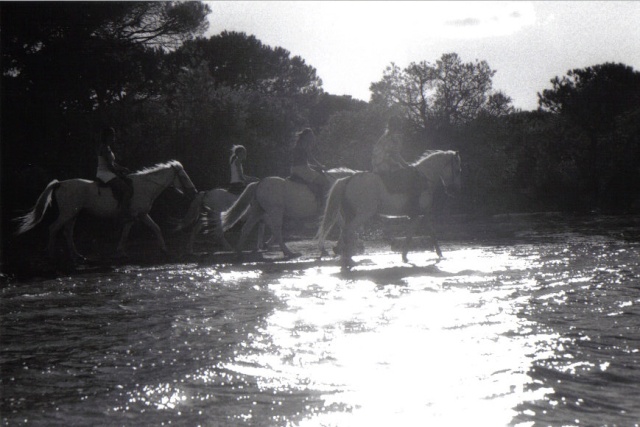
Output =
[
  {"x1": 96, "y1": 176, "x2": 133, "y2": 204},
  {"x1": 377, "y1": 167, "x2": 429, "y2": 196}
]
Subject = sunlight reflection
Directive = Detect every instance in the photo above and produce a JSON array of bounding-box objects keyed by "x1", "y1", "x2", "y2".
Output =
[
  {"x1": 219, "y1": 269, "x2": 262, "y2": 282},
  {"x1": 437, "y1": 248, "x2": 537, "y2": 274},
  {"x1": 127, "y1": 383, "x2": 188, "y2": 410},
  {"x1": 222, "y1": 247, "x2": 552, "y2": 426}
]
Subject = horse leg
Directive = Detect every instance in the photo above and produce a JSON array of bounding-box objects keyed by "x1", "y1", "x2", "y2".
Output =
[
  {"x1": 139, "y1": 214, "x2": 168, "y2": 254},
  {"x1": 62, "y1": 217, "x2": 86, "y2": 263},
  {"x1": 401, "y1": 215, "x2": 424, "y2": 263},
  {"x1": 211, "y1": 218, "x2": 233, "y2": 252},
  {"x1": 186, "y1": 221, "x2": 198, "y2": 254},
  {"x1": 253, "y1": 222, "x2": 266, "y2": 253},
  {"x1": 265, "y1": 208, "x2": 297, "y2": 258},
  {"x1": 186, "y1": 218, "x2": 206, "y2": 254},
  {"x1": 46, "y1": 222, "x2": 63, "y2": 259},
  {"x1": 46, "y1": 211, "x2": 76, "y2": 260},
  {"x1": 425, "y1": 215, "x2": 443, "y2": 258},
  {"x1": 234, "y1": 210, "x2": 262, "y2": 256},
  {"x1": 341, "y1": 212, "x2": 369, "y2": 271},
  {"x1": 115, "y1": 220, "x2": 135, "y2": 257}
]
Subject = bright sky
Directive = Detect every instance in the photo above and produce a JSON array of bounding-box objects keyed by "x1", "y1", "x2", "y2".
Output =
[{"x1": 205, "y1": 1, "x2": 640, "y2": 111}]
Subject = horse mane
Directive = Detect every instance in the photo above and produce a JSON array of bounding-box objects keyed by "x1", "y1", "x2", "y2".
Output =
[
  {"x1": 327, "y1": 167, "x2": 360, "y2": 174},
  {"x1": 132, "y1": 160, "x2": 183, "y2": 176},
  {"x1": 411, "y1": 150, "x2": 455, "y2": 166}
]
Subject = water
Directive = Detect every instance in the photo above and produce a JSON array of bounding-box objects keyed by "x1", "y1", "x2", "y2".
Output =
[{"x1": 2, "y1": 215, "x2": 640, "y2": 426}]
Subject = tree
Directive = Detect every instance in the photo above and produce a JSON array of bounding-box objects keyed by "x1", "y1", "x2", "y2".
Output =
[
  {"x1": 538, "y1": 63, "x2": 640, "y2": 134},
  {"x1": 174, "y1": 31, "x2": 323, "y2": 97},
  {"x1": 1, "y1": 2, "x2": 210, "y2": 178},
  {"x1": 370, "y1": 53, "x2": 513, "y2": 136},
  {"x1": 538, "y1": 63, "x2": 640, "y2": 208},
  {"x1": 2, "y1": 2, "x2": 210, "y2": 109}
]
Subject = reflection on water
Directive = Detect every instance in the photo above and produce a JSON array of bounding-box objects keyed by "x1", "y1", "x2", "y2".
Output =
[
  {"x1": 2, "y1": 216, "x2": 640, "y2": 426},
  {"x1": 225, "y1": 251, "x2": 549, "y2": 427}
]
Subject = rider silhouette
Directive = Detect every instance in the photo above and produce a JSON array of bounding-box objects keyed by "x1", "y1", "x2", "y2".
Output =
[
  {"x1": 290, "y1": 128, "x2": 329, "y2": 203},
  {"x1": 372, "y1": 116, "x2": 410, "y2": 174},
  {"x1": 228, "y1": 145, "x2": 257, "y2": 195},
  {"x1": 371, "y1": 116, "x2": 426, "y2": 214},
  {"x1": 96, "y1": 127, "x2": 133, "y2": 219}
]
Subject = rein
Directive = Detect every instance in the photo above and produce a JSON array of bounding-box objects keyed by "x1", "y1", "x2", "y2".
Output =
[{"x1": 439, "y1": 154, "x2": 457, "y2": 198}]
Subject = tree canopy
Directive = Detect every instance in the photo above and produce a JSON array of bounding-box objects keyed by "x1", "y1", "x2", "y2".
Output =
[
  {"x1": 370, "y1": 53, "x2": 514, "y2": 135},
  {"x1": 2, "y1": 2, "x2": 210, "y2": 110},
  {"x1": 537, "y1": 63, "x2": 640, "y2": 207},
  {"x1": 2, "y1": 2, "x2": 639, "y2": 264}
]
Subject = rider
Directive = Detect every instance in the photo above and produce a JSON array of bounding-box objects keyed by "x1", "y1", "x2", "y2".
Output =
[
  {"x1": 371, "y1": 116, "x2": 425, "y2": 214},
  {"x1": 228, "y1": 145, "x2": 257, "y2": 195},
  {"x1": 96, "y1": 127, "x2": 134, "y2": 219},
  {"x1": 290, "y1": 128, "x2": 329, "y2": 202},
  {"x1": 371, "y1": 115, "x2": 411, "y2": 174}
]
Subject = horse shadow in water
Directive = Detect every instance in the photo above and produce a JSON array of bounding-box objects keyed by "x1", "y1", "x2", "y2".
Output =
[{"x1": 333, "y1": 262, "x2": 446, "y2": 285}]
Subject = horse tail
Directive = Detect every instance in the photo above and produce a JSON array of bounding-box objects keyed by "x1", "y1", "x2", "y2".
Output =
[
  {"x1": 316, "y1": 176, "x2": 349, "y2": 246},
  {"x1": 14, "y1": 180, "x2": 60, "y2": 235},
  {"x1": 220, "y1": 181, "x2": 258, "y2": 232},
  {"x1": 173, "y1": 191, "x2": 205, "y2": 232}
]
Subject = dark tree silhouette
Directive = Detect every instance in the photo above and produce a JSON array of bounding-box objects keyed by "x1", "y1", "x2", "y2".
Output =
[{"x1": 538, "y1": 63, "x2": 640, "y2": 208}]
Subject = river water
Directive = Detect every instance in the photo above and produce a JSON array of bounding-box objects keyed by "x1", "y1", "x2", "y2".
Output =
[{"x1": 2, "y1": 215, "x2": 639, "y2": 426}]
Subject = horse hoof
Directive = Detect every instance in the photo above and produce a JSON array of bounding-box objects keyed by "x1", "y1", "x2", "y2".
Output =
[{"x1": 341, "y1": 257, "x2": 354, "y2": 271}]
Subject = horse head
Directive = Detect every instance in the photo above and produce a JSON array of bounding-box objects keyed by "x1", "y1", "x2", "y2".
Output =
[
  {"x1": 132, "y1": 160, "x2": 198, "y2": 199},
  {"x1": 414, "y1": 150, "x2": 462, "y2": 197},
  {"x1": 443, "y1": 151, "x2": 462, "y2": 196},
  {"x1": 169, "y1": 161, "x2": 198, "y2": 199}
]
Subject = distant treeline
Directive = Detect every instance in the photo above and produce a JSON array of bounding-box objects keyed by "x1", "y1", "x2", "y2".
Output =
[{"x1": 2, "y1": 2, "x2": 640, "y2": 237}]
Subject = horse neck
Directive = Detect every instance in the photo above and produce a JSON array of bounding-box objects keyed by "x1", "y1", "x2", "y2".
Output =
[
  {"x1": 415, "y1": 153, "x2": 449, "y2": 183},
  {"x1": 133, "y1": 167, "x2": 176, "y2": 201}
]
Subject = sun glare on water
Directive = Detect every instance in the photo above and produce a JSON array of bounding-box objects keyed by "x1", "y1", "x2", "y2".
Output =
[{"x1": 210, "y1": 248, "x2": 549, "y2": 426}]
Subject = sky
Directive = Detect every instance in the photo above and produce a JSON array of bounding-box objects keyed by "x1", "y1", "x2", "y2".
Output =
[{"x1": 205, "y1": 1, "x2": 640, "y2": 111}]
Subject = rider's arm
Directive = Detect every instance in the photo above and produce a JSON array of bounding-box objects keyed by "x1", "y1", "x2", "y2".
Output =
[
  {"x1": 307, "y1": 146, "x2": 326, "y2": 169},
  {"x1": 389, "y1": 137, "x2": 410, "y2": 168},
  {"x1": 394, "y1": 153, "x2": 411, "y2": 168},
  {"x1": 101, "y1": 144, "x2": 129, "y2": 175},
  {"x1": 232, "y1": 158, "x2": 248, "y2": 183}
]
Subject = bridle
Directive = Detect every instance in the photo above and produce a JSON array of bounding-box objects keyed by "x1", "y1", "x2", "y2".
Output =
[
  {"x1": 413, "y1": 151, "x2": 459, "y2": 197},
  {"x1": 439, "y1": 153, "x2": 460, "y2": 198}
]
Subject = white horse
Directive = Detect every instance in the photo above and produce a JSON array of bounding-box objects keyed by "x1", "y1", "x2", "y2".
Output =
[
  {"x1": 220, "y1": 168, "x2": 357, "y2": 258},
  {"x1": 14, "y1": 160, "x2": 197, "y2": 261},
  {"x1": 317, "y1": 151, "x2": 462, "y2": 270}
]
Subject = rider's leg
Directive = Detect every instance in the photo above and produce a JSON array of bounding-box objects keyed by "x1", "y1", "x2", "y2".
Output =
[
  {"x1": 110, "y1": 178, "x2": 134, "y2": 220},
  {"x1": 308, "y1": 170, "x2": 329, "y2": 206}
]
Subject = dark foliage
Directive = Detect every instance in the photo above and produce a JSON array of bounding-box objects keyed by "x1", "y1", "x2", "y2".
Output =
[{"x1": 1, "y1": 2, "x2": 639, "y2": 272}]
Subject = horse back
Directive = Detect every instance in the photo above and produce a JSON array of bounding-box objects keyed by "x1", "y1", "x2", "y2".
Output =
[
  {"x1": 345, "y1": 172, "x2": 410, "y2": 216},
  {"x1": 54, "y1": 178, "x2": 119, "y2": 215},
  {"x1": 255, "y1": 176, "x2": 318, "y2": 218}
]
